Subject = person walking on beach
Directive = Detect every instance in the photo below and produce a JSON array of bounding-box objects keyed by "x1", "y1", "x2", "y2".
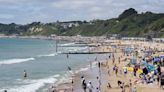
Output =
[
  {"x1": 81, "y1": 76, "x2": 87, "y2": 92},
  {"x1": 96, "y1": 76, "x2": 101, "y2": 91},
  {"x1": 112, "y1": 57, "x2": 115, "y2": 64},
  {"x1": 51, "y1": 86, "x2": 57, "y2": 92},
  {"x1": 87, "y1": 81, "x2": 94, "y2": 92},
  {"x1": 121, "y1": 82, "x2": 125, "y2": 92},
  {"x1": 129, "y1": 79, "x2": 132, "y2": 92}
]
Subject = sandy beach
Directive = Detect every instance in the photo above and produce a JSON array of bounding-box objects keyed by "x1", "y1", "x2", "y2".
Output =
[{"x1": 50, "y1": 39, "x2": 164, "y2": 92}]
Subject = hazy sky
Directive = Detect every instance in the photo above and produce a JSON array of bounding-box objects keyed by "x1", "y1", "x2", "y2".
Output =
[{"x1": 0, "y1": 0, "x2": 164, "y2": 24}]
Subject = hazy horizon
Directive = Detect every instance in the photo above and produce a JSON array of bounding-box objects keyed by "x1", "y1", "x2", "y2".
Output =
[{"x1": 0, "y1": 0, "x2": 164, "y2": 24}]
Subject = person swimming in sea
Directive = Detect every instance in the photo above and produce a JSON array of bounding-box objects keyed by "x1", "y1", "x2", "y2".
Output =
[{"x1": 23, "y1": 70, "x2": 27, "y2": 79}]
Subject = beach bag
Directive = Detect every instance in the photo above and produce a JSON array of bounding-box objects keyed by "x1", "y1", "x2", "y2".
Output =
[{"x1": 161, "y1": 79, "x2": 164, "y2": 86}]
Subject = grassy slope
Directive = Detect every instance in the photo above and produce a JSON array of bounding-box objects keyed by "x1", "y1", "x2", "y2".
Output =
[{"x1": 63, "y1": 13, "x2": 164, "y2": 37}]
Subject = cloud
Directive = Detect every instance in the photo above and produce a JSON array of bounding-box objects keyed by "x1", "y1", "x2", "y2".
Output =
[
  {"x1": 51, "y1": 0, "x2": 96, "y2": 10},
  {"x1": 0, "y1": 0, "x2": 163, "y2": 24}
]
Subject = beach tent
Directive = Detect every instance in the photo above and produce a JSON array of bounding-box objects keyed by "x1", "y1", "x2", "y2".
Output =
[
  {"x1": 146, "y1": 64, "x2": 155, "y2": 72},
  {"x1": 140, "y1": 60, "x2": 155, "y2": 72},
  {"x1": 137, "y1": 69, "x2": 143, "y2": 74}
]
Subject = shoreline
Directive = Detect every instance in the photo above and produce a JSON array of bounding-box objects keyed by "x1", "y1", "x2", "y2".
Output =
[
  {"x1": 0, "y1": 35, "x2": 164, "y2": 43},
  {"x1": 50, "y1": 39, "x2": 164, "y2": 92}
]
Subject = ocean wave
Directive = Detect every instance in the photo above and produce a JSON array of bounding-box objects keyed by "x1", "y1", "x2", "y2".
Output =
[
  {"x1": 0, "y1": 58, "x2": 35, "y2": 65},
  {"x1": 1, "y1": 74, "x2": 60, "y2": 92}
]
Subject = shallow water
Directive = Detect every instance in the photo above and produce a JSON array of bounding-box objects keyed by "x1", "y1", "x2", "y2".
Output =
[{"x1": 0, "y1": 38, "x2": 109, "y2": 92}]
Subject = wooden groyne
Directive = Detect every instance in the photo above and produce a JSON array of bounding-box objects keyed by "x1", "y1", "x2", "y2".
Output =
[{"x1": 62, "y1": 51, "x2": 111, "y2": 54}]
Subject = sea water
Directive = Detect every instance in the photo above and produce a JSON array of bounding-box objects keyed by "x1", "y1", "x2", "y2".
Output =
[{"x1": 0, "y1": 38, "x2": 109, "y2": 92}]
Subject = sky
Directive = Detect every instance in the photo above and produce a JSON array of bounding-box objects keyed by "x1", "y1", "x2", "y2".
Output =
[{"x1": 0, "y1": 0, "x2": 164, "y2": 24}]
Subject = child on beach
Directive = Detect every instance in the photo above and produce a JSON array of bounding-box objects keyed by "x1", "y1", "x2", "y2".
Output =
[{"x1": 123, "y1": 68, "x2": 127, "y2": 77}]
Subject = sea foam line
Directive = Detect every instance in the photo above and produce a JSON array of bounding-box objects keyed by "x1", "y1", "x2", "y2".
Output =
[
  {"x1": 1, "y1": 74, "x2": 60, "y2": 92},
  {"x1": 0, "y1": 58, "x2": 35, "y2": 65},
  {"x1": 58, "y1": 43, "x2": 75, "y2": 46}
]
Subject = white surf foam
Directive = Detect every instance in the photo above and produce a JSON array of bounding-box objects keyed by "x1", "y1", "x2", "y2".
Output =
[
  {"x1": 0, "y1": 58, "x2": 35, "y2": 65},
  {"x1": 75, "y1": 67, "x2": 89, "y2": 74},
  {"x1": 2, "y1": 74, "x2": 60, "y2": 92},
  {"x1": 58, "y1": 43, "x2": 75, "y2": 46},
  {"x1": 37, "y1": 51, "x2": 62, "y2": 57},
  {"x1": 38, "y1": 53, "x2": 57, "y2": 57}
]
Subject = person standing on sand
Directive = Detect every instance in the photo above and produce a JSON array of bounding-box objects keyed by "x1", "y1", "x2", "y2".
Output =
[
  {"x1": 118, "y1": 57, "x2": 121, "y2": 64},
  {"x1": 87, "y1": 81, "x2": 94, "y2": 92},
  {"x1": 89, "y1": 60, "x2": 92, "y2": 70},
  {"x1": 108, "y1": 69, "x2": 110, "y2": 76},
  {"x1": 115, "y1": 66, "x2": 118, "y2": 76}
]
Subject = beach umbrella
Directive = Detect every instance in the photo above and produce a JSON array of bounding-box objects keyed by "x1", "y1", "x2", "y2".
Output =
[
  {"x1": 137, "y1": 69, "x2": 143, "y2": 74},
  {"x1": 127, "y1": 67, "x2": 134, "y2": 71}
]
